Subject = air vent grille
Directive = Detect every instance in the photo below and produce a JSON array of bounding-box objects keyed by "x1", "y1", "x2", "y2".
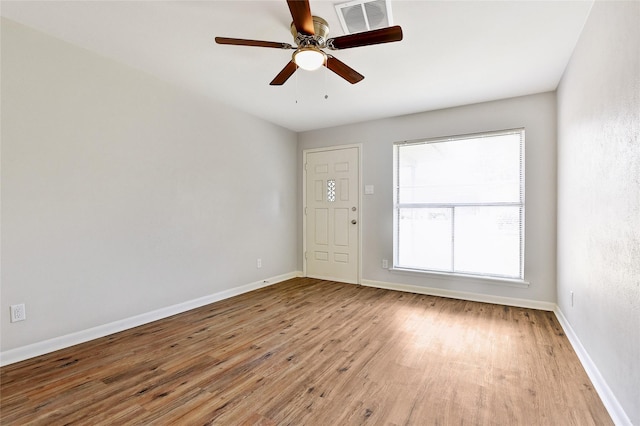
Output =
[{"x1": 335, "y1": 0, "x2": 393, "y2": 35}]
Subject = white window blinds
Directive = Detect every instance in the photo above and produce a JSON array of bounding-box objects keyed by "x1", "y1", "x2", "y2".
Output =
[{"x1": 393, "y1": 129, "x2": 525, "y2": 280}]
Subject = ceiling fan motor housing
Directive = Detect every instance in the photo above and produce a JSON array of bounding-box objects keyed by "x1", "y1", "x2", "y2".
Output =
[{"x1": 291, "y1": 16, "x2": 330, "y2": 47}]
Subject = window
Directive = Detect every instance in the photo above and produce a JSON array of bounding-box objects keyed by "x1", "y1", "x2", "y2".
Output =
[{"x1": 393, "y1": 129, "x2": 524, "y2": 280}]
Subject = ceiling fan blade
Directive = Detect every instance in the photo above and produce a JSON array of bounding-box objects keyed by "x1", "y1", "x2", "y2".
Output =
[
  {"x1": 215, "y1": 37, "x2": 293, "y2": 49},
  {"x1": 270, "y1": 61, "x2": 298, "y2": 85},
  {"x1": 326, "y1": 56, "x2": 364, "y2": 84},
  {"x1": 327, "y1": 25, "x2": 403, "y2": 50},
  {"x1": 287, "y1": 0, "x2": 315, "y2": 35}
]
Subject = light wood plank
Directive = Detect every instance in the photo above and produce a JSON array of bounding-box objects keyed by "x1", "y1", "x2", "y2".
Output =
[{"x1": 0, "y1": 278, "x2": 612, "y2": 425}]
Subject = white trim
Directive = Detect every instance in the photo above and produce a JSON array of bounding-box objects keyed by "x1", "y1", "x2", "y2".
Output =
[
  {"x1": 554, "y1": 307, "x2": 632, "y2": 426},
  {"x1": 389, "y1": 267, "x2": 530, "y2": 288},
  {"x1": 0, "y1": 271, "x2": 300, "y2": 367},
  {"x1": 360, "y1": 278, "x2": 554, "y2": 311},
  {"x1": 302, "y1": 144, "x2": 362, "y2": 284}
]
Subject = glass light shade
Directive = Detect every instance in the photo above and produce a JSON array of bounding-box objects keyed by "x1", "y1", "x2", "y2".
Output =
[{"x1": 293, "y1": 47, "x2": 326, "y2": 71}]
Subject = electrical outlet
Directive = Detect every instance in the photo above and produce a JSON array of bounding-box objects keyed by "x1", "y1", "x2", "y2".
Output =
[
  {"x1": 257, "y1": 258, "x2": 262, "y2": 268},
  {"x1": 10, "y1": 304, "x2": 26, "y2": 322},
  {"x1": 382, "y1": 259, "x2": 389, "y2": 269}
]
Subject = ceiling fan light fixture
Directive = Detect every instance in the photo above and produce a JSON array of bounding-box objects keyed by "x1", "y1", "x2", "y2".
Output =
[{"x1": 293, "y1": 47, "x2": 326, "y2": 71}]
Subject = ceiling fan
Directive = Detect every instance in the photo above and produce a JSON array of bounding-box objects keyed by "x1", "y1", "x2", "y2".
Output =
[{"x1": 215, "y1": 0, "x2": 403, "y2": 85}]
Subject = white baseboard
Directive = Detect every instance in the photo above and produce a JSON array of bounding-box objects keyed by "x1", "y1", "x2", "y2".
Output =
[
  {"x1": 360, "y1": 278, "x2": 556, "y2": 311},
  {"x1": 0, "y1": 271, "x2": 301, "y2": 367},
  {"x1": 553, "y1": 307, "x2": 631, "y2": 426}
]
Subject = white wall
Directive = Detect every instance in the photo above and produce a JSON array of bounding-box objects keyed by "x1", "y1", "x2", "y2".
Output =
[
  {"x1": 298, "y1": 92, "x2": 557, "y2": 305},
  {"x1": 1, "y1": 19, "x2": 298, "y2": 354},
  {"x1": 557, "y1": 1, "x2": 640, "y2": 424}
]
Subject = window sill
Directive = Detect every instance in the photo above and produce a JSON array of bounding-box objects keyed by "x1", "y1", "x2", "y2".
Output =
[{"x1": 389, "y1": 267, "x2": 530, "y2": 288}]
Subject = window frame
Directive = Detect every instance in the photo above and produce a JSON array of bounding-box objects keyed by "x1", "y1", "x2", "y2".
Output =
[{"x1": 392, "y1": 128, "x2": 525, "y2": 282}]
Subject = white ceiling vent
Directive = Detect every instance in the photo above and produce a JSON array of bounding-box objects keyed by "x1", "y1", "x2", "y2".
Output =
[{"x1": 335, "y1": 0, "x2": 393, "y2": 35}]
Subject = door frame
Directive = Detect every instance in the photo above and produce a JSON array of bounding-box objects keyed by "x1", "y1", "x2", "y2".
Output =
[{"x1": 303, "y1": 144, "x2": 362, "y2": 284}]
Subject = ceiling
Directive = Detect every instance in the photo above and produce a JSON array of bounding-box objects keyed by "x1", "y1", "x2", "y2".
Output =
[{"x1": 1, "y1": 1, "x2": 593, "y2": 132}]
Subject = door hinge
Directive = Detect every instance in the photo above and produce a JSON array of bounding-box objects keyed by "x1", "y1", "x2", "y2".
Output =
[
  {"x1": 304, "y1": 251, "x2": 307, "y2": 259},
  {"x1": 304, "y1": 207, "x2": 307, "y2": 215},
  {"x1": 304, "y1": 163, "x2": 308, "y2": 171}
]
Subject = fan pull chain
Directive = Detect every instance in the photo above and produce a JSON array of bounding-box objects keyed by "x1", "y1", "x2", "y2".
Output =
[
  {"x1": 324, "y1": 61, "x2": 328, "y2": 100},
  {"x1": 295, "y1": 64, "x2": 299, "y2": 104}
]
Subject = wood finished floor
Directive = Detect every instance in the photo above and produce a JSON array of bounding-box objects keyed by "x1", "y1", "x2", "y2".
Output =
[{"x1": 1, "y1": 278, "x2": 612, "y2": 425}]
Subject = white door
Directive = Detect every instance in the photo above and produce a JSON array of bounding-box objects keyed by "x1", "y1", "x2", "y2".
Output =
[{"x1": 304, "y1": 146, "x2": 360, "y2": 284}]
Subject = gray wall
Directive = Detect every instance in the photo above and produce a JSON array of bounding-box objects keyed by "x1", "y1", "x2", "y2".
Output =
[
  {"x1": 557, "y1": 1, "x2": 640, "y2": 423},
  {"x1": 298, "y1": 92, "x2": 557, "y2": 304},
  {"x1": 1, "y1": 19, "x2": 298, "y2": 352}
]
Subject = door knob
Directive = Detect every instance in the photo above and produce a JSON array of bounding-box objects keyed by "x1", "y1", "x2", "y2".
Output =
[{"x1": 351, "y1": 219, "x2": 357, "y2": 225}]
